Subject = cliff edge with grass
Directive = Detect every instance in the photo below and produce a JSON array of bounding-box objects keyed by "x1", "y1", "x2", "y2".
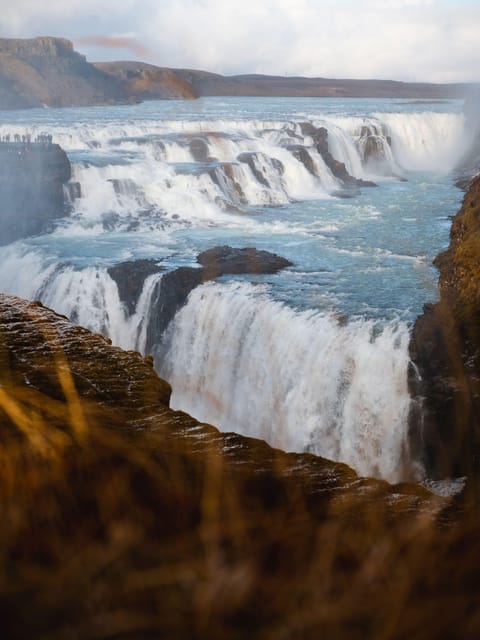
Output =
[
  {"x1": 410, "y1": 175, "x2": 480, "y2": 483},
  {"x1": 2, "y1": 293, "x2": 478, "y2": 639}
]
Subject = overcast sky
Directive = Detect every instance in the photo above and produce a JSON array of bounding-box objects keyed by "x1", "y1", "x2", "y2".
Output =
[{"x1": 2, "y1": 0, "x2": 479, "y2": 83}]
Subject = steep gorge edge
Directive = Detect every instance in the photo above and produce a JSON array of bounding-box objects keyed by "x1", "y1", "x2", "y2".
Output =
[
  {"x1": 2, "y1": 180, "x2": 480, "y2": 636},
  {"x1": 409, "y1": 174, "x2": 480, "y2": 484},
  {"x1": 408, "y1": 90, "x2": 480, "y2": 485},
  {"x1": 1, "y1": 293, "x2": 468, "y2": 638}
]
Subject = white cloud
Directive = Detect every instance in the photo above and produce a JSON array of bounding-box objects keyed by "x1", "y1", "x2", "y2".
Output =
[{"x1": 1, "y1": 0, "x2": 479, "y2": 83}]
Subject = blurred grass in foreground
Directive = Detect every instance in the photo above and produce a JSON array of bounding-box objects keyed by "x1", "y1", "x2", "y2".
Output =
[{"x1": 0, "y1": 294, "x2": 479, "y2": 640}]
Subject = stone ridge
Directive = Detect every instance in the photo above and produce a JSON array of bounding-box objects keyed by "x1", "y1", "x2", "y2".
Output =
[
  {"x1": 0, "y1": 36, "x2": 130, "y2": 108},
  {"x1": 409, "y1": 175, "x2": 480, "y2": 483}
]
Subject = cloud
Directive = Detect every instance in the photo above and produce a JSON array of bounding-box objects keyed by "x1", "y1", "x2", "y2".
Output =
[
  {"x1": 1, "y1": 0, "x2": 479, "y2": 83},
  {"x1": 74, "y1": 35, "x2": 152, "y2": 59}
]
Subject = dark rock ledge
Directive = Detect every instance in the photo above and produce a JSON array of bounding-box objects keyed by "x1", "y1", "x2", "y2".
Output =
[
  {"x1": 2, "y1": 292, "x2": 478, "y2": 638},
  {"x1": 107, "y1": 246, "x2": 293, "y2": 353},
  {"x1": 409, "y1": 175, "x2": 480, "y2": 487}
]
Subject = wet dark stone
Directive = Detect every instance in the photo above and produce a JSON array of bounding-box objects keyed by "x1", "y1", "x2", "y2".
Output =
[
  {"x1": 145, "y1": 246, "x2": 293, "y2": 352},
  {"x1": 197, "y1": 245, "x2": 293, "y2": 277},
  {"x1": 237, "y1": 152, "x2": 272, "y2": 187},
  {"x1": 189, "y1": 137, "x2": 210, "y2": 162},
  {"x1": 108, "y1": 259, "x2": 164, "y2": 314},
  {"x1": 289, "y1": 145, "x2": 317, "y2": 176}
]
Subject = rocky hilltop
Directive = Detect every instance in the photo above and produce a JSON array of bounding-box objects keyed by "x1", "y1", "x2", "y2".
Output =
[
  {"x1": 0, "y1": 37, "x2": 130, "y2": 108},
  {"x1": 1, "y1": 293, "x2": 479, "y2": 638},
  {"x1": 0, "y1": 36, "x2": 477, "y2": 110}
]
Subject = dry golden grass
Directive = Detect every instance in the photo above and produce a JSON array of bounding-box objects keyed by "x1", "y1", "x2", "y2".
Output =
[{"x1": 0, "y1": 295, "x2": 479, "y2": 639}]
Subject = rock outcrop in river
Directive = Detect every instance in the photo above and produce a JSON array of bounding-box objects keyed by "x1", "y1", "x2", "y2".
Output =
[
  {"x1": 1, "y1": 292, "x2": 479, "y2": 638},
  {"x1": 107, "y1": 246, "x2": 293, "y2": 354}
]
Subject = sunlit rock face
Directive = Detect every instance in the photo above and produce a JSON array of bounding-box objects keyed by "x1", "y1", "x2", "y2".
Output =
[
  {"x1": 0, "y1": 142, "x2": 71, "y2": 244},
  {"x1": 410, "y1": 175, "x2": 480, "y2": 481}
]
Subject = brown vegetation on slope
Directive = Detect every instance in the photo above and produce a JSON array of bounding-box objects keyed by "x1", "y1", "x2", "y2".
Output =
[
  {"x1": 95, "y1": 61, "x2": 198, "y2": 100},
  {"x1": 0, "y1": 294, "x2": 480, "y2": 639},
  {"x1": 410, "y1": 175, "x2": 480, "y2": 484}
]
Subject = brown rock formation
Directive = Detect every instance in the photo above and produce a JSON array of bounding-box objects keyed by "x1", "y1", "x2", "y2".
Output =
[
  {"x1": 95, "y1": 61, "x2": 198, "y2": 100},
  {"x1": 409, "y1": 175, "x2": 480, "y2": 483}
]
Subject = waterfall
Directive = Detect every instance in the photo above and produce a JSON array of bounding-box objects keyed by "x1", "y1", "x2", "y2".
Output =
[
  {"x1": 0, "y1": 245, "x2": 161, "y2": 353},
  {"x1": 0, "y1": 101, "x2": 463, "y2": 484},
  {"x1": 8, "y1": 110, "x2": 460, "y2": 234},
  {"x1": 160, "y1": 282, "x2": 414, "y2": 483}
]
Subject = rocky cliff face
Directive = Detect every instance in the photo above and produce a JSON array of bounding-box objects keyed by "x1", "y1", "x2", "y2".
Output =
[
  {"x1": 0, "y1": 37, "x2": 130, "y2": 108},
  {"x1": 0, "y1": 142, "x2": 71, "y2": 244},
  {"x1": 409, "y1": 175, "x2": 480, "y2": 483},
  {"x1": 107, "y1": 246, "x2": 293, "y2": 354},
  {"x1": 3, "y1": 292, "x2": 478, "y2": 638}
]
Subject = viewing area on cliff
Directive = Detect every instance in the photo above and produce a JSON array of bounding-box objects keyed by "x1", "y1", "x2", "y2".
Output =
[{"x1": 0, "y1": 133, "x2": 54, "y2": 153}]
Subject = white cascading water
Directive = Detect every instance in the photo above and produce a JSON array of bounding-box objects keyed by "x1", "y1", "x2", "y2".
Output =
[
  {"x1": 2, "y1": 111, "x2": 461, "y2": 232},
  {"x1": 160, "y1": 282, "x2": 413, "y2": 483},
  {"x1": 0, "y1": 246, "x2": 161, "y2": 353}
]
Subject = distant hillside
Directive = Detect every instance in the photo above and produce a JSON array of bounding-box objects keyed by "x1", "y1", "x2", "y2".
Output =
[
  {"x1": 0, "y1": 36, "x2": 478, "y2": 110},
  {"x1": 0, "y1": 37, "x2": 129, "y2": 108},
  {"x1": 172, "y1": 70, "x2": 478, "y2": 99},
  {"x1": 95, "y1": 61, "x2": 198, "y2": 100}
]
